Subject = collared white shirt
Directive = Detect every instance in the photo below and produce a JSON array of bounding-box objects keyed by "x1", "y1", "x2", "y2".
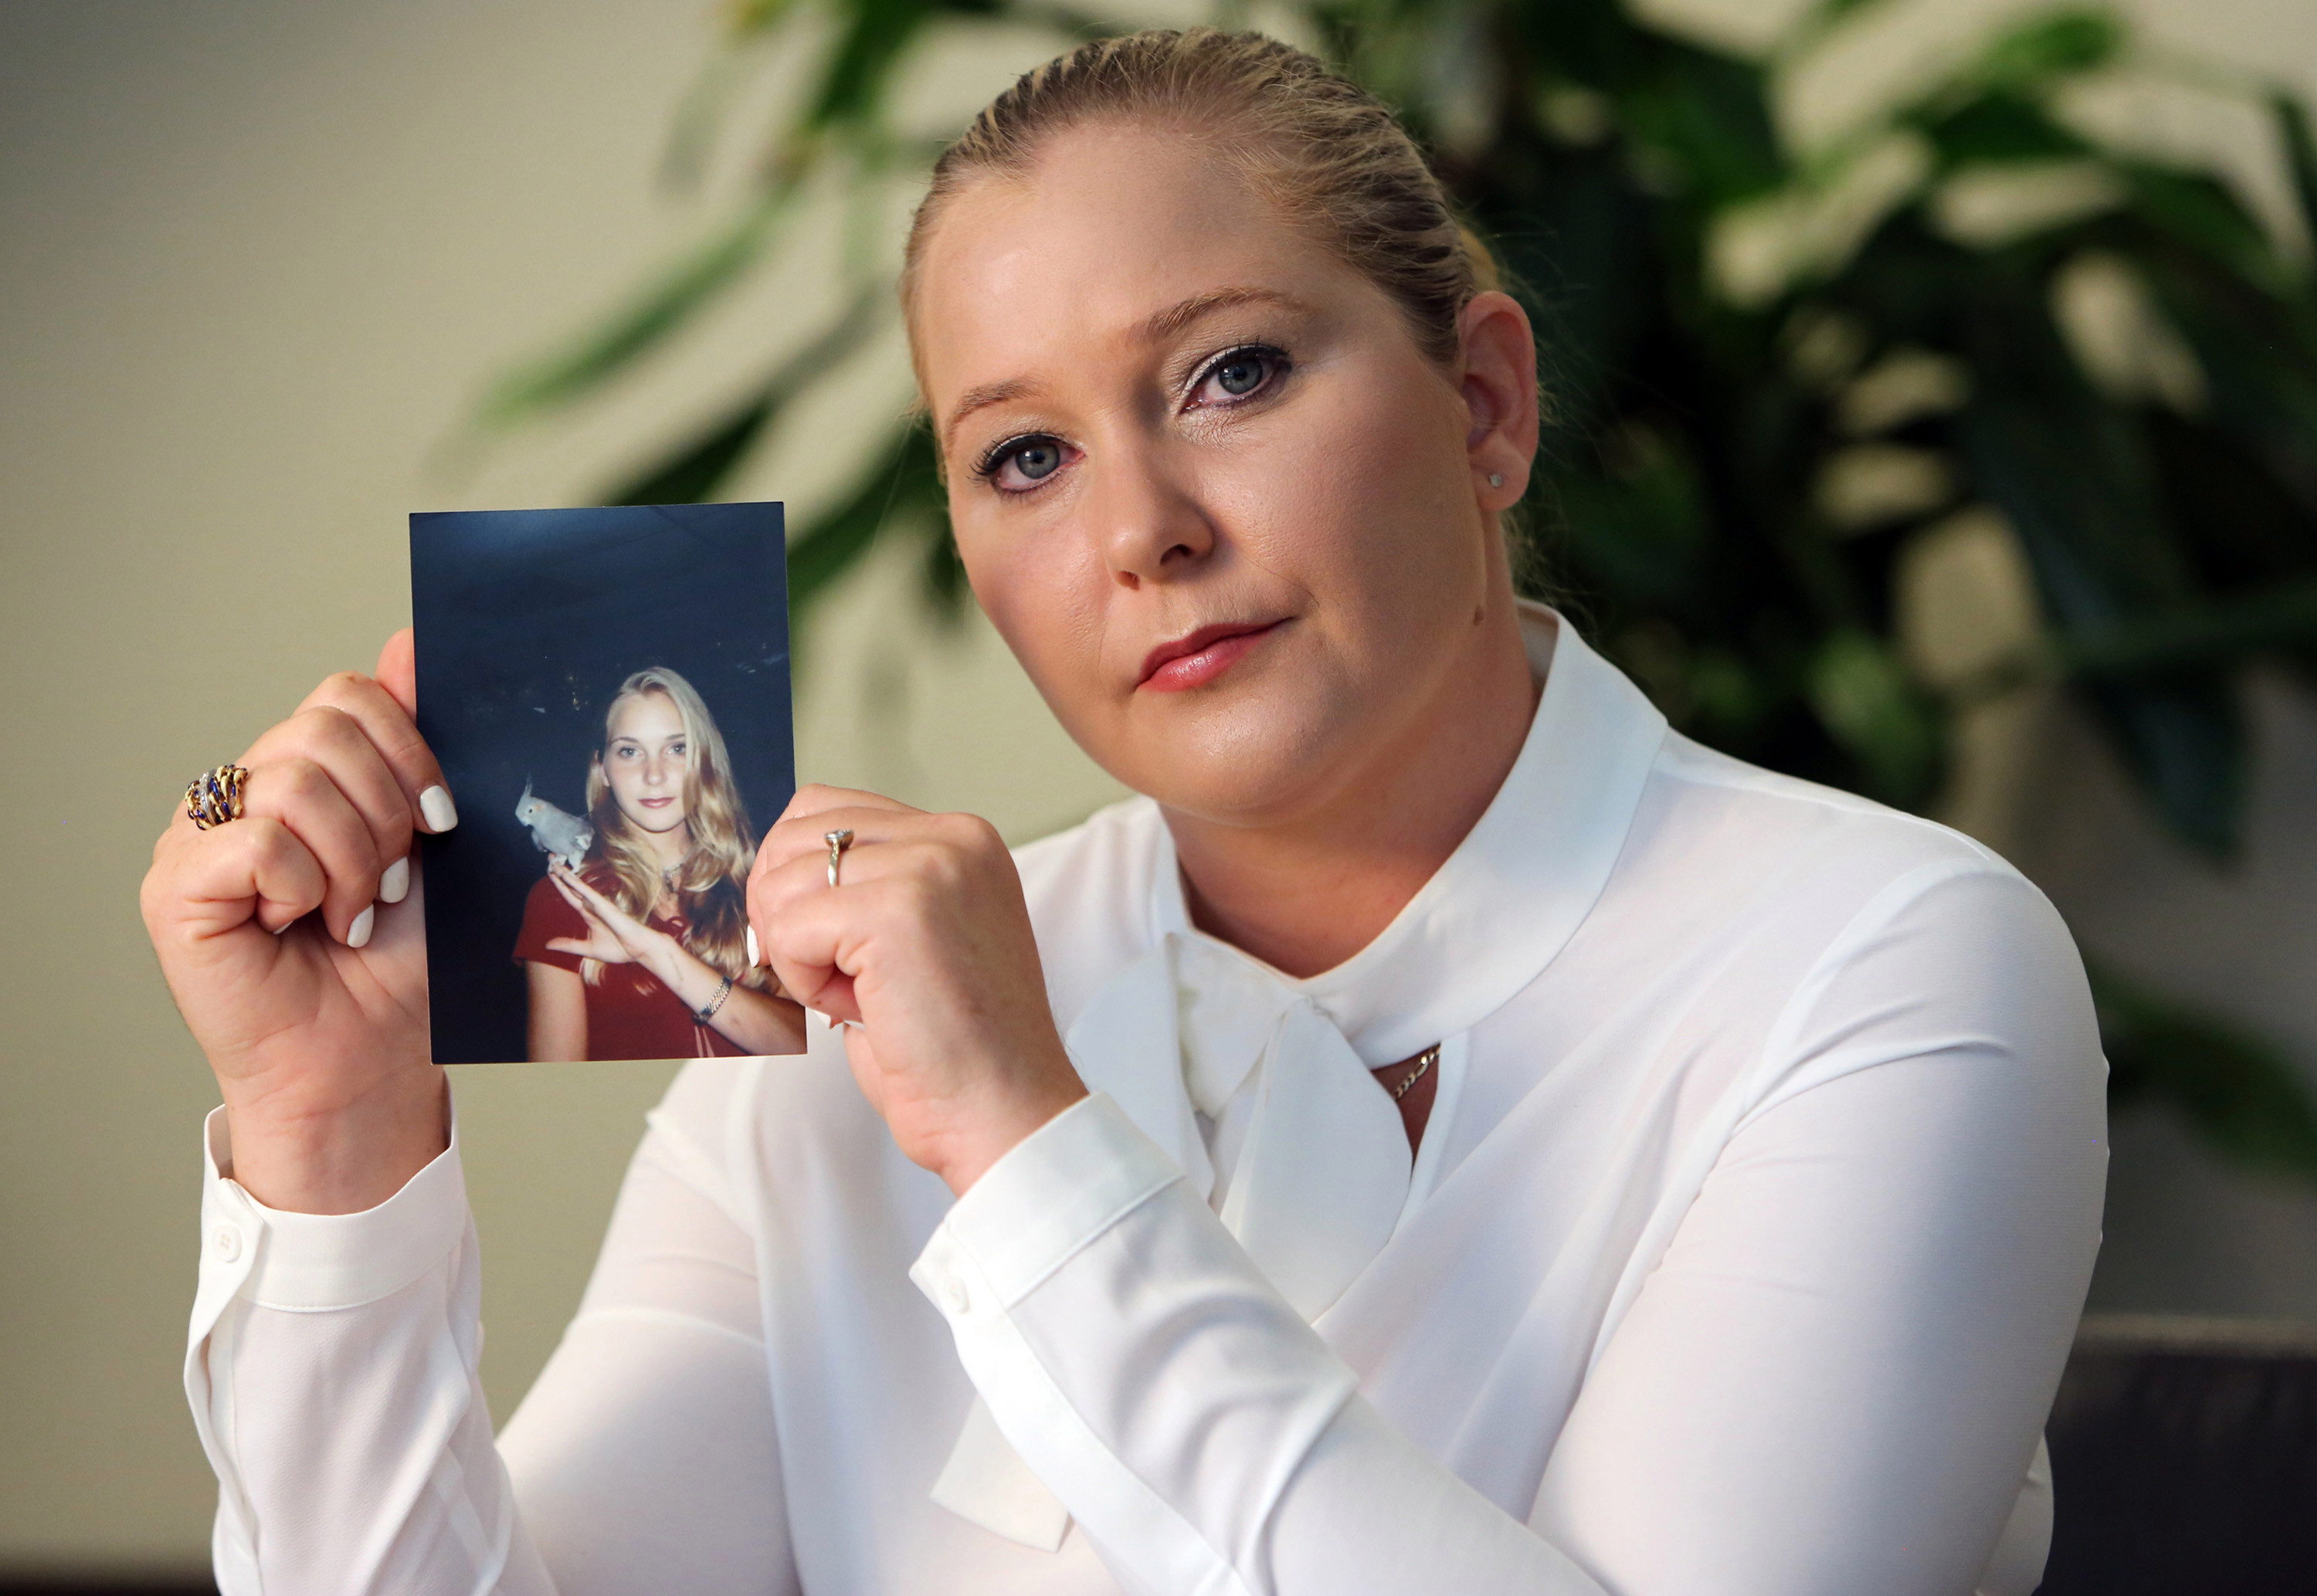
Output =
[{"x1": 185, "y1": 608, "x2": 2105, "y2": 1595}]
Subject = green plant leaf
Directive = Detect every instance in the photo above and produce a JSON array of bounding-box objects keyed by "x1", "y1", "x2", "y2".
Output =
[
  {"x1": 2120, "y1": 161, "x2": 2282, "y2": 285},
  {"x1": 1963, "y1": 8, "x2": 2122, "y2": 91},
  {"x1": 601, "y1": 286, "x2": 886, "y2": 506},
  {"x1": 2275, "y1": 90, "x2": 2317, "y2": 250},
  {"x1": 784, "y1": 418, "x2": 945, "y2": 612},
  {"x1": 476, "y1": 191, "x2": 793, "y2": 430},
  {"x1": 1807, "y1": 628, "x2": 1942, "y2": 801},
  {"x1": 2055, "y1": 577, "x2": 2317, "y2": 679},
  {"x1": 1908, "y1": 90, "x2": 2090, "y2": 169},
  {"x1": 1777, "y1": 0, "x2": 1900, "y2": 60},
  {"x1": 2095, "y1": 962, "x2": 2317, "y2": 1181}
]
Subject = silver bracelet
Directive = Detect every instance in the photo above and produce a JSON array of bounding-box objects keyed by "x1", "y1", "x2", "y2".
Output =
[{"x1": 694, "y1": 972, "x2": 734, "y2": 1025}]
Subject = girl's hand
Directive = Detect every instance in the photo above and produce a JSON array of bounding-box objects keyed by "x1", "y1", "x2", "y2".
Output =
[
  {"x1": 140, "y1": 629, "x2": 453, "y2": 1214},
  {"x1": 746, "y1": 785, "x2": 1087, "y2": 1194},
  {"x1": 544, "y1": 861, "x2": 670, "y2": 970}
]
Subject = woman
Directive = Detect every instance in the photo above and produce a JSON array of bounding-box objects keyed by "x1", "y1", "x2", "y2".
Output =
[
  {"x1": 142, "y1": 29, "x2": 2104, "y2": 1595},
  {"x1": 516, "y1": 666, "x2": 804, "y2": 1062}
]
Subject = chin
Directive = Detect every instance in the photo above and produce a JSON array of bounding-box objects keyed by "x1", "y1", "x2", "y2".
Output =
[{"x1": 1107, "y1": 690, "x2": 1354, "y2": 823}]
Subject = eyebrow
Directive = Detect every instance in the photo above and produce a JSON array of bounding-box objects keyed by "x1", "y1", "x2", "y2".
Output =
[{"x1": 939, "y1": 286, "x2": 1307, "y2": 450}]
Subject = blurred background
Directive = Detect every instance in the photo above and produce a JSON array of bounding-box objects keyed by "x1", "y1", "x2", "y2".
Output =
[{"x1": 3, "y1": 0, "x2": 2315, "y2": 1585}]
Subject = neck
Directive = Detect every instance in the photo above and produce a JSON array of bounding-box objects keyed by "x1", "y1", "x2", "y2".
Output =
[
  {"x1": 640, "y1": 821, "x2": 693, "y2": 873},
  {"x1": 1165, "y1": 604, "x2": 1545, "y2": 980}
]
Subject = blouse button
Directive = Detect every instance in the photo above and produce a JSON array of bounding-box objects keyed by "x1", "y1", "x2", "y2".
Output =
[
  {"x1": 212, "y1": 1224, "x2": 245, "y2": 1264},
  {"x1": 942, "y1": 1274, "x2": 972, "y2": 1316}
]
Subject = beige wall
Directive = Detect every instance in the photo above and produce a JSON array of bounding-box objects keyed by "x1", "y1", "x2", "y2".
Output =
[{"x1": 1, "y1": 0, "x2": 2312, "y2": 1573}]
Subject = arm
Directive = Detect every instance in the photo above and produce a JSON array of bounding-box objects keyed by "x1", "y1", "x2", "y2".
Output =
[
  {"x1": 911, "y1": 868, "x2": 2102, "y2": 1595},
  {"x1": 544, "y1": 865, "x2": 807, "y2": 1056},
  {"x1": 1530, "y1": 869, "x2": 2104, "y2": 1594},
  {"x1": 528, "y1": 958, "x2": 589, "y2": 1061},
  {"x1": 191, "y1": 1069, "x2": 798, "y2": 1596}
]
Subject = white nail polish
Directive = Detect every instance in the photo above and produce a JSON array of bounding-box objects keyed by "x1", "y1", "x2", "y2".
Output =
[
  {"x1": 419, "y1": 785, "x2": 459, "y2": 832},
  {"x1": 378, "y1": 856, "x2": 411, "y2": 905},
  {"x1": 347, "y1": 904, "x2": 376, "y2": 949},
  {"x1": 746, "y1": 925, "x2": 759, "y2": 966}
]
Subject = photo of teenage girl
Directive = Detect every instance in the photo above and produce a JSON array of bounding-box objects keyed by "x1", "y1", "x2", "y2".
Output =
[{"x1": 514, "y1": 666, "x2": 804, "y2": 1060}]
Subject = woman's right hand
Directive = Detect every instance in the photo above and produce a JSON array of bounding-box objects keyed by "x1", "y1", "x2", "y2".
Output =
[{"x1": 141, "y1": 628, "x2": 455, "y2": 1214}]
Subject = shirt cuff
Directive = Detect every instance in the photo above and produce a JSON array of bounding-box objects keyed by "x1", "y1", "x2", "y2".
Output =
[
  {"x1": 198, "y1": 1096, "x2": 467, "y2": 1313},
  {"x1": 913, "y1": 1091, "x2": 1182, "y2": 1313}
]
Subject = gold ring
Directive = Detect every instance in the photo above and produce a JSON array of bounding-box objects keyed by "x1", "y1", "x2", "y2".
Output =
[
  {"x1": 825, "y1": 828, "x2": 855, "y2": 887},
  {"x1": 185, "y1": 764, "x2": 250, "y2": 831}
]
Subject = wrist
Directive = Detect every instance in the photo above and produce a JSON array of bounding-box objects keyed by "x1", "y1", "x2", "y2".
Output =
[
  {"x1": 222, "y1": 1066, "x2": 449, "y2": 1215},
  {"x1": 934, "y1": 1065, "x2": 1089, "y2": 1198},
  {"x1": 639, "y1": 927, "x2": 688, "y2": 988}
]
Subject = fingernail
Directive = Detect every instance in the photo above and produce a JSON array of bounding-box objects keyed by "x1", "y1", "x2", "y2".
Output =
[
  {"x1": 746, "y1": 925, "x2": 759, "y2": 967},
  {"x1": 419, "y1": 785, "x2": 459, "y2": 832},
  {"x1": 347, "y1": 904, "x2": 376, "y2": 949},
  {"x1": 378, "y1": 856, "x2": 411, "y2": 905}
]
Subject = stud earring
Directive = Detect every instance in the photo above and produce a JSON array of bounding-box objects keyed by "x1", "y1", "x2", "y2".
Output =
[{"x1": 1488, "y1": 473, "x2": 1504, "y2": 488}]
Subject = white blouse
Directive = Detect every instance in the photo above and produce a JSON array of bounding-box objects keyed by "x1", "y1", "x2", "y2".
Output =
[{"x1": 184, "y1": 608, "x2": 2107, "y2": 1596}]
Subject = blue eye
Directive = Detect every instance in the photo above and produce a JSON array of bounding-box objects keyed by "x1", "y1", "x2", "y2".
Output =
[
  {"x1": 1192, "y1": 345, "x2": 1287, "y2": 406},
  {"x1": 1216, "y1": 354, "x2": 1264, "y2": 395},
  {"x1": 1007, "y1": 439, "x2": 1062, "y2": 480},
  {"x1": 975, "y1": 434, "x2": 1069, "y2": 493}
]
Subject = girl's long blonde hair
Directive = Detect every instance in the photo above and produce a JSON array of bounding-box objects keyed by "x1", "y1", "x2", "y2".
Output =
[{"x1": 582, "y1": 666, "x2": 761, "y2": 988}]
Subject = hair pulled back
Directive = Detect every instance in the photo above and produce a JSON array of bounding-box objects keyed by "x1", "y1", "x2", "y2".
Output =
[{"x1": 901, "y1": 28, "x2": 1498, "y2": 377}]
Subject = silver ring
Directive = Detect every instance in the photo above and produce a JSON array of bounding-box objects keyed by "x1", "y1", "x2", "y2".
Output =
[{"x1": 825, "y1": 828, "x2": 854, "y2": 887}]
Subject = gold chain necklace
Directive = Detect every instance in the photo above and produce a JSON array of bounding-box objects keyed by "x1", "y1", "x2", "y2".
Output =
[{"x1": 1386, "y1": 1042, "x2": 1441, "y2": 1102}]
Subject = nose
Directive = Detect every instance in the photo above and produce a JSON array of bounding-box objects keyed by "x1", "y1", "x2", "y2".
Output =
[{"x1": 1093, "y1": 442, "x2": 1216, "y2": 591}]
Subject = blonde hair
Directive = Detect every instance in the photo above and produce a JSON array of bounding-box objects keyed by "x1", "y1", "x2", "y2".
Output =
[
  {"x1": 582, "y1": 666, "x2": 761, "y2": 988},
  {"x1": 901, "y1": 28, "x2": 1500, "y2": 382}
]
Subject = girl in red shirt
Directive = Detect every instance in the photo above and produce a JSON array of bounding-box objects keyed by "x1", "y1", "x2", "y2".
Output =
[{"x1": 514, "y1": 666, "x2": 804, "y2": 1061}]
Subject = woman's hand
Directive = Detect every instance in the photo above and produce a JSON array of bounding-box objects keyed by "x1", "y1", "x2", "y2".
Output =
[
  {"x1": 747, "y1": 785, "x2": 1087, "y2": 1194},
  {"x1": 140, "y1": 629, "x2": 453, "y2": 1214},
  {"x1": 544, "y1": 861, "x2": 670, "y2": 971}
]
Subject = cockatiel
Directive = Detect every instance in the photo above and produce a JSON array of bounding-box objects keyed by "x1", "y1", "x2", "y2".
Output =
[{"x1": 515, "y1": 779, "x2": 593, "y2": 871}]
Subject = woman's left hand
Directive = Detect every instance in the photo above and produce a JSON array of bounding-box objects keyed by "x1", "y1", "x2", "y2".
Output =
[
  {"x1": 748, "y1": 784, "x2": 1087, "y2": 1194},
  {"x1": 545, "y1": 862, "x2": 671, "y2": 971}
]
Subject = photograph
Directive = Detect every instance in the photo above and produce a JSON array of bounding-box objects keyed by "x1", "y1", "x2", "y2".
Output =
[{"x1": 409, "y1": 501, "x2": 806, "y2": 1065}]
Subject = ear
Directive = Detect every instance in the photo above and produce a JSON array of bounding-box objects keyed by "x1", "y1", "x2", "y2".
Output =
[{"x1": 1457, "y1": 291, "x2": 1540, "y2": 513}]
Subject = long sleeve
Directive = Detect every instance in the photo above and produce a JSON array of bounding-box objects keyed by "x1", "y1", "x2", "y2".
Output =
[
  {"x1": 910, "y1": 866, "x2": 2105, "y2": 1596},
  {"x1": 185, "y1": 1070, "x2": 796, "y2": 1596}
]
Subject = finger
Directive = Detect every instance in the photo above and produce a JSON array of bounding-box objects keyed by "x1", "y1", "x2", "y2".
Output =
[
  {"x1": 244, "y1": 703, "x2": 419, "y2": 891},
  {"x1": 777, "y1": 784, "x2": 922, "y2": 828},
  {"x1": 547, "y1": 873, "x2": 604, "y2": 923},
  {"x1": 374, "y1": 628, "x2": 416, "y2": 717},
  {"x1": 756, "y1": 875, "x2": 921, "y2": 1025},
  {"x1": 295, "y1": 668, "x2": 458, "y2": 835},
  {"x1": 150, "y1": 814, "x2": 330, "y2": 948},
  {"x1": 238, "y1": 758, "x2": 385, "y2": 944},
  {"x1": 555, "y1": 866, "x2": 617, "y2": 912},
  {"x1": 543, "y1": 937, "x2": 592, "y2": 957},
  {"x1": 755, "y1": 802, "x2": 930, "y2": 880}
]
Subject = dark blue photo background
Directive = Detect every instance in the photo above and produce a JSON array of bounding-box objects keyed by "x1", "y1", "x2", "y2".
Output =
[{"x1": 410, "y1": 503, "x2": 792, "y2": 1065}]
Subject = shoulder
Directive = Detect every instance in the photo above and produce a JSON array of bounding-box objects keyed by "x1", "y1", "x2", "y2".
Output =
[
  {"x1": 513, "y1": 869, "x2": 584, "y2": 964},
  {"x1": 1643, "y1": 730, "x2": 2021, "y2": 896},
  {"x1": 1614, "y1": 732, "x2": 2083, "y2": 1001},
  {"x1": 1011, "y1": 796, "x2": 1167, "y2": 1031},
  {"x1": 517, "y1": 870, "x2": 575, "y2": 926}
]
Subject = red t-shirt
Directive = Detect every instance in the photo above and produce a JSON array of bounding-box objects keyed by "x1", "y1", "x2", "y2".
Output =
[{"x1": 512, "y1": 871, "x2": 747, "y2": 1062}]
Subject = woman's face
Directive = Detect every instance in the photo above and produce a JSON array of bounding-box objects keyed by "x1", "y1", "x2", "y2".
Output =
[
  {"x1": 599, "y1": 691, "x2": 690, "y2": 835},
  {"x1": 913, "y1": 121, "x2": 1535, "y2": 827}
]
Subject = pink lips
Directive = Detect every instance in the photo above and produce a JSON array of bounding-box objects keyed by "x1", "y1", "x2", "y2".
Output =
[
  {"x1": 1137, "y1": 619, "x2": 1285, "y2": 693},
  {"x1": 639, "y1": 796, "x2": 676, "y2": 808}
]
